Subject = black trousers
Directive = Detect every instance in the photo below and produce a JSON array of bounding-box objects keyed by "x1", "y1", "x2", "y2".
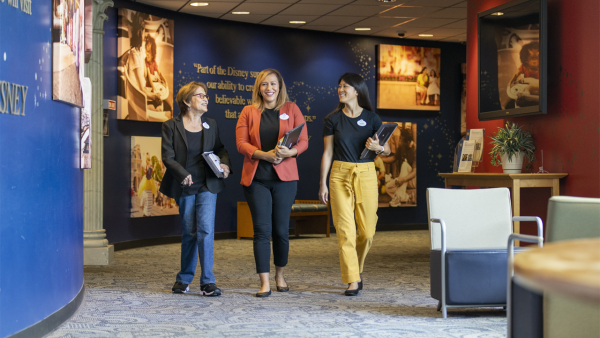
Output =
[{"x1": 243, "y1": 179, "x2": 297, "y2": 273}]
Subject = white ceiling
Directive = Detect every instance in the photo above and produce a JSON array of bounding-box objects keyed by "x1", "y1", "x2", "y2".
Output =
[{"x1": 135, "y1": 0, "x2": 468, "y2": 42}]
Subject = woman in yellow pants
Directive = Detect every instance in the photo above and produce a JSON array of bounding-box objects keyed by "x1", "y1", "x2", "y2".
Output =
[{"x1": 318, "y1": 73, "x2": 391, "y2": 296}]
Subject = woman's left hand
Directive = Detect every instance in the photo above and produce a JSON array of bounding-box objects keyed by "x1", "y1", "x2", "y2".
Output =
[
  {"x1": 220, "y1": 164, "x2": 230, "y2": 179},
  {"x1": 275, "y1": 145, "x2": 298, "y2": 159},
  {"x1": 366, "y1": 134, "x2": 384, "y2": 153}
]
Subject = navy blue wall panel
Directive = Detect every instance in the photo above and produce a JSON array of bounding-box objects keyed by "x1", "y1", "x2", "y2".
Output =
[
  {"x1": 104, "y1": 1, "x2": 466, "y2": 243},
  {"x1": 0, "y1": 1, "x2": 84, "y2": 336}
]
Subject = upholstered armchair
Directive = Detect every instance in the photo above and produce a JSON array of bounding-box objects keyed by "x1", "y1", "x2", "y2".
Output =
[
  {"x1": 508, "y1": 196, "x2": 600, "y2": 338},
  {"x1": 427, "y1": 187, "x2": 543, "y2": 318}
]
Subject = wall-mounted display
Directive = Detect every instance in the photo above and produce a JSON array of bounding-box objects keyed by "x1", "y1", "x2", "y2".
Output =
[
  {"x1": 80, "y1": 78, "x2": 92, "y2": 169},
  {"x1": 478, "y1": 0, "x2": 547, "y2": 120},
  {"x1": 377, "y1": 44, "x2": 441, "y2": 111},
  {"x1": 131, "y1": 136, "x2": 178, "y2": 217},
  {"x1": 461, "y1": 63, "x2": 467, "y2": 136},
  {"x1": 376, "y1": 122, "x2": 417, "y2": 207},
  {"x1": 117, "y1": 9, "x2": 174, "y2": 122},
  {"x1": 52, "y1": 0, "x2": 85, "y2": 107}
]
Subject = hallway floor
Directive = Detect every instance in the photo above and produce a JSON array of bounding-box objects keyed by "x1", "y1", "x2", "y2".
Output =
[{"x1": 47, "y1": 231, "x2": 506, "y2": 337}]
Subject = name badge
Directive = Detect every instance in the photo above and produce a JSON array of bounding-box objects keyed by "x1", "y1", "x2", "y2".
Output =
[
  {"x1": 202, "y1": 122, "x2": 210, "y2": 129},
  {"x1": 279, "y1": 113, "x2": 289, "y2": 120},
  {"x1": 357, "y1": 119, "x2": 367, "y2": 127}
]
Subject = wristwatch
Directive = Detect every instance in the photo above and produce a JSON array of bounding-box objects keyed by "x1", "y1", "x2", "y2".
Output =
[{"x1": 376, "y1": 145, "x2": 385, "y2": 155}]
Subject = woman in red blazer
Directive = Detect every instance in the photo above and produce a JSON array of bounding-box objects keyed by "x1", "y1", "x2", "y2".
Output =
[{"x1": 236, "y1": 69, "x2": 308, "y2": 297}]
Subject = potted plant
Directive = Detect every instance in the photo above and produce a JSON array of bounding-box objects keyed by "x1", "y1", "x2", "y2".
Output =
[{"x1": 489, "y1": 122, "x2": 535, "y2": 173}]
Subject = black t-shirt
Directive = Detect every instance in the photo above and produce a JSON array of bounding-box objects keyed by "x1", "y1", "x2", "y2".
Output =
[
  {"x1": 255, "y1": 108, "x2": 280, "y2": 181},
  {"x1": 182, "y1": 129, "x2": 208, "y2": 196},
  {"x1": 323, "y1": 109, "x2": 382, "y2": 163}
]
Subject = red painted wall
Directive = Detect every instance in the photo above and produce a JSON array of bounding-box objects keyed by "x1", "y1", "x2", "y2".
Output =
[{"x1": 467, "y1": 0, "x2": 600, "y2": 235}]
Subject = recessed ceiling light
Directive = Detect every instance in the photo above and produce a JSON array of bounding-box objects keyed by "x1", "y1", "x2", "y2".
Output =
[
  {"x1": 491, "y1": 12, "x2": 504, "y2": 15},
  {"x1": 378, "y1": 0, "x2": 396, "y2": 2},
  {"x1": 232, "y1": 11, "x2": 250, "y2": 14},
  {"x1": 289, "y1": 21, "x2": 306, "y2": 24},
  {"x1": 419, "y1": 34, "x2": 433, "y2": 37},
  {"x1": 355, "y1": 28, "x2": 371, "y2": 31},
  {"x1": 189, "y1": 2, "x2": 209, "y2": 6}
]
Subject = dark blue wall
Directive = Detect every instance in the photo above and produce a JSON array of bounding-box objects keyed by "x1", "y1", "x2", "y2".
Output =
[
  {"x1": 104, "y1": 1, "x2": 466, "y2": 243},
  {"x1": 0, "y1": 1, "x2": 84, "y2": 336}
]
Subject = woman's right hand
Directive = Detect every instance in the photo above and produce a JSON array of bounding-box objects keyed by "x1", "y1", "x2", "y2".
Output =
[
  {"x1": 263, "y1": 149, "x2": 282, "y2": 164},
  {"x1": 181, "y1": 174, "x2": 193, "y2": 186},
  {"x1": 318, "y1": 184, "x2": 329, "y2": 205}
]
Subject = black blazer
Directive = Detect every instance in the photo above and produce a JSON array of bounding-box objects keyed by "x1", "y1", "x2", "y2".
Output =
[{"x1": 160, "y1": 114, "x2": 232, "y2": 199}]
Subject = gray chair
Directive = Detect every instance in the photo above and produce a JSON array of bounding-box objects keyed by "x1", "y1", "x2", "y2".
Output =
[
  {"x1": 427, "y1": 187, "x2": 543, "y2": 318},
  {"x1": 508, "y1": 196, "x2": 600, "y2": 338}
]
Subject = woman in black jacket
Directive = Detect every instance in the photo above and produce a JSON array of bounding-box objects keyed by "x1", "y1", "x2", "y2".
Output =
[{"x1": 160, "y1": 81, "x2": 232, "y2": 296}]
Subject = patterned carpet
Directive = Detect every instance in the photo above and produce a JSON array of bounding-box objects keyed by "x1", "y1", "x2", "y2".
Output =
[{"x1": 47, "y1": 231, "x2": 507, "y2": 337}]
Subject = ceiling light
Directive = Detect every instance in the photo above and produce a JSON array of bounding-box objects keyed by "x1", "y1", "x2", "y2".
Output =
[
  {"x1": 355, "y1": 28, "x2": 371, "y2": 31},
  {"x1": 491, "y1": 12, "x2": 504, "y2": 15},
  {"x1": 289, "y1": 21, "x2": 306, "y2": 24},
  {"x1": 378, "y1": 0, "x2": 396, "y2": 2},
  {"x1": 419, "y1": 34, "x2": 433, "y2": 37},
  {"x1": 232, "y1": 11, "x2": 250, "y2": 14},
  {"x1": 189, "y1": 2, "x2": 209, "y2": 6}
]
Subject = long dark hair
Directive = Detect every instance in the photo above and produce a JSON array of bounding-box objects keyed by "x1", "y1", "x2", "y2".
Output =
[{"x1": 329, "y1": 73, "x2": 373, "y2": 115}]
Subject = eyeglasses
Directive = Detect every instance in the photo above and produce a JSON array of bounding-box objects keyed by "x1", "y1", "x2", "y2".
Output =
[{"x1": 193, "y1": 93, "x2": 209, "y2": 100}]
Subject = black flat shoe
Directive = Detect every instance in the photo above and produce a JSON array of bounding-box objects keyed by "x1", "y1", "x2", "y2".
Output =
[
  {"x1": 358, "y1": 280, "x2": 363, "y2": 291},
  {"x1": 256, "y1": 290, "x2": 272, "y2": 298},
  {"x1": 344, "y1": 283, "x2": 360, "y2": 296},
  {"x1": 276, "y1": 278, "x2": 289, "y2": 292}
]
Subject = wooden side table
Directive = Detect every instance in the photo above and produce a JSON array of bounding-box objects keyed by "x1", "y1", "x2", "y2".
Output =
[
  {"x1": 438, "y1": 173, "x2": 568, "y2": 236},
  {"x1": 514, "y1": 238, "x2": 600, "y2": 303}
]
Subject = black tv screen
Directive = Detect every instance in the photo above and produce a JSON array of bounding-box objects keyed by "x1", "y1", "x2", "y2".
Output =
[{"x1": 478, "y1": 0, "x2": 547, "y2": 121}]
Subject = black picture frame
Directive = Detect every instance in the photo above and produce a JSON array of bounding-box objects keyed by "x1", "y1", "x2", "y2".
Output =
[{"x1": 477, "y1": 0, "x2": 547, "y2": 121}]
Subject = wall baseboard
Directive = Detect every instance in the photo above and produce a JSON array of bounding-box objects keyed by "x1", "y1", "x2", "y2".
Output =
[{"x1": 9, "y1": 284, "x2": 85, "y2": 338}]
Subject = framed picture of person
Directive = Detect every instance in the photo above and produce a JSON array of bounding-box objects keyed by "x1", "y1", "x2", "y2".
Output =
[
  {"x1": 117, "y1": 9, "x2": 174, "y2": 122},
  {"x1": 375, "y1": 122, "x2": 417, "y2": 207},
  {"x1": 377, "y1": 44, "x2": 441, "y2": 111},
  {"x1": 130, "y1": 137, "x2": 179, "y2": 217},
  {"x1": 52, "y1": 0, "x2": 85, "y2": 107}
]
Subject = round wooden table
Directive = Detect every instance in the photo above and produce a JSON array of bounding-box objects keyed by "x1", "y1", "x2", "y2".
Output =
[{"x1": 514, "y1": 238, "x2": 600, "y2": 303}]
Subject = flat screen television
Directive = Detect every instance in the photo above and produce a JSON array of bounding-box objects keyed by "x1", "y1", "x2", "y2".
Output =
[{"x1": 478, "y1": 0, "x2": 547, "y2": 121}]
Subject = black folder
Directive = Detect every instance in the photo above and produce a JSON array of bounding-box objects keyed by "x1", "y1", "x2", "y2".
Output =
[
  {"x1": 359, "y1": 123, "x2": 398, "y2": 160},
  {"x1": 202, "y1": 152, "x2": 225, "y2": 178},
  {"x1": 278, "y1": 123, "x2": 305, "y2": 149}
]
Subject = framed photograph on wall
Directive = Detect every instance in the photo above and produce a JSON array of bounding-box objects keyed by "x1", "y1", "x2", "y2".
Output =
[
  {"x1": 52, "y1": 0, "x2": 85, "y2": 107},
  {"x1": 376, "y1": 122, "x2": 417, "y2": 207},
  {"x1": 117, "y1": 9, "x2": 174, "y2": 122},
  {"x1": 377, "y1": 45, "x2": 441, "y2": 111},
  {"x1": 130, "y1": 136, "x2": 179, "y2": 217},
  {"x1": 80, "y1": 78, "x2": 92, "y2": 169}
]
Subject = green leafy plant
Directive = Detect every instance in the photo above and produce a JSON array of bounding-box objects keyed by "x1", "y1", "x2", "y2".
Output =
[{"x1": 489, "y1": 122, "x2": 536, "y2": 170}]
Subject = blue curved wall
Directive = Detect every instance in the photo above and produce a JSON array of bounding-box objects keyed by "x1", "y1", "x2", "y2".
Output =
[
  {"x1": 103, "y1": 0, "x2": 466, "y2": 243},
  {"x1": 0, "y1": 1, "x2": 84, "y2": 336}
]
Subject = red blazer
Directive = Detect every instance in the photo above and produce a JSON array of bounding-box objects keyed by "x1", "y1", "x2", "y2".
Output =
[{"x1": 236, "y1": 102, "x2": 309, "y2": 187}]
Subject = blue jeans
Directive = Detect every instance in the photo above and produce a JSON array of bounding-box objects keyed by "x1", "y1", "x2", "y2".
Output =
[{"x1": 176, "y1": 191, "x2": 217, "y2": 286}]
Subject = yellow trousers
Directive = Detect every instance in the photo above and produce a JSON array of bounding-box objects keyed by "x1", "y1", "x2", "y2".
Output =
[{"x1": 329, "y1": 160, "x2": 378, "y2": 283}]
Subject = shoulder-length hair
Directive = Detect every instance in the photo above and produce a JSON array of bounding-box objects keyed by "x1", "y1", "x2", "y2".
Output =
[
  {"x1": 329, "y1": 72, "x2": 373, "y2": 115},
  {"x1": 176, "y1": 81, "x2": 208, "y2": 117},
  {"x1": 252, "y1": 69, "x2": 289, "y2": 112}
]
